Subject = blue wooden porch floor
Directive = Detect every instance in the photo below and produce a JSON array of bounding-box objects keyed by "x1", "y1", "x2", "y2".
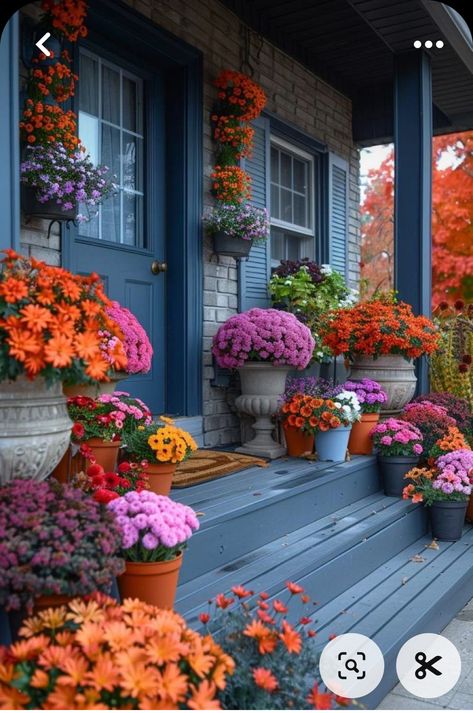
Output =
[{"x1": 172, "y1": 455, "x2": 473, "y2": 708}]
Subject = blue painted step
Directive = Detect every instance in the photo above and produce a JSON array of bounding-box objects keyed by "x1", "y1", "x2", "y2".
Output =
[
  {"x1": 175, "y1": 493, "x2": 428, "y2": 629},
  {"x1": 175, "y1": 456, "x2": 380, "y2": 583},
  {"x1": 309, "y1": 525, "x2": 473, "y2": 708}
]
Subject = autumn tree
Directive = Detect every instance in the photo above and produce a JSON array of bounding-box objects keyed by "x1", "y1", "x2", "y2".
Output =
[{"x1": 360, "y1": 131, "x2": 473, "y2": 306}]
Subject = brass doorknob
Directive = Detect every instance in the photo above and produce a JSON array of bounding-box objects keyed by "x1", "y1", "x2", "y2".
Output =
[{"x1": 151, "y1": 260, "x2": 167, "y2": 274}]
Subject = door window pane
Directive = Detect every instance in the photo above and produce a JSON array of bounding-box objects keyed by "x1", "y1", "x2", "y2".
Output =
[
  {"x1": 78, "y1": 50, "x2": 145, "y2": 247},
  {"x1": 270, "y1": 141, "x2": 313, "y2": 232}
]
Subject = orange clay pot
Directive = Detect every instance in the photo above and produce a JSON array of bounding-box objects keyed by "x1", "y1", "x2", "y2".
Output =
[
  {"x1": 145, "y1": 462, "x2": 177, "y2": 497},
  {"x1": 348, "y1": 412, "x2": 380, "y2": 455},
  {"x1": 283, "y1": 423, "x2": 314, "y2": 457},
  {"x1": 118, "y1": 554, "x2": 183, "y2": 610},
  {"x1": 466, "y1": 496, "x2": 473, "y2": 523},
  {"x1": 33, "y1": 594, "x2": 74, "y2": 614},
  {"x1": 83, "y1": 438, "x2": 121, "y2": 471}
]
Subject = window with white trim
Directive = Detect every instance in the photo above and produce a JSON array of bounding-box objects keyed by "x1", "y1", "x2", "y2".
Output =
[
  {"x1": 270, "y1": 137, "x2": 315, "y2": 267},
  {"x1": 78, "y1": 48, "x2": 144, "y2": 246}
]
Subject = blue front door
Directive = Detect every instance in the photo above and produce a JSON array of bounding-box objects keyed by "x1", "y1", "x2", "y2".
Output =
[{"x1": 64, "y1": 45, "x2": 166, "y2": 413}]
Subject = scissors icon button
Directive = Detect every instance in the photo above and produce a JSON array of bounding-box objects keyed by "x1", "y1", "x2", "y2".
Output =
[{"x1": 414, "y1": 651, "x2": 443, "y2": 679}]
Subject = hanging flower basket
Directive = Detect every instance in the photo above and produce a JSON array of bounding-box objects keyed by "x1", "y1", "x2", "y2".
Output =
[
  {"x1": 213, "y1": 231, "x2": 252, "y2": 258},
  {"x1": 21, "y1": 184, "x2": 76, "y2": 221}
]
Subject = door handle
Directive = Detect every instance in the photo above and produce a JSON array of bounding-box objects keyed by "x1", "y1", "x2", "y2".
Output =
[{"x1": 151, "y1": 260, "x2": 167, "y2": 274}]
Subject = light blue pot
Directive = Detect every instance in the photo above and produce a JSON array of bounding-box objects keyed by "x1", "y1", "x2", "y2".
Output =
[{"x1": 315, "y1": 425, "x2": 352, "y2": 462}]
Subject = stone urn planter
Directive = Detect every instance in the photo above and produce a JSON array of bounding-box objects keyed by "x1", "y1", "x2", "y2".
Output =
[
  {"x1": 63, "y1": 371, "x2": 128, "y2": 398},
  {"x1": 348, "y1": 355, "x2": 416, "y2": 415},
  {"x1": 0, "y1": 376, "x2": 72, "y2": 483},
  {"x1": 235, "y1": 363, "x2": 289, "y2": 459}
]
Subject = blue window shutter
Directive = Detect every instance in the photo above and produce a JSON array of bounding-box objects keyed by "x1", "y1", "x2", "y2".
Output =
[
  {"x1": 328, "y1": 153, "x2": 349, "y2": 278},
  {"x1": 238, "y1": 116, "x2": 271, "y2": 311}
]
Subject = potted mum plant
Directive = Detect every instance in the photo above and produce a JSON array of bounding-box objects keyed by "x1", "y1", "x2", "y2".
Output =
[
  {"x1": 403, "y1": 450, "x2": 473, "y2": 541},
  {"x1": 212, "y1": 308, "x2": 315, "y2": 458},
  {"x1": 0, "y1": 251, "x2": 126, "y2": 482},
  {"x1": 0, "y1": 594, "x2": 233, "y2": 709},
  {"x1": 400, "y1": 401, "x2": 457, "y2": 456},
  {"x1": 345, "y1": 379, "x2": 387, "y2": 455},
  {"x1": 200, "y1": 582, "x2": 347, "y2": 710},
  {"x1": 108, "y1": 490, "x2": 200, "y2": 609},
  {"x1": 370, "y1": 418, "x2": 424, "y2": 496},
  {"x1": 320, "y1": 295, "x2": 439, "y2": 414},
  {"x1": 312, "y1": 390, "x2": 361, "y2": 461},
  {"x1": 68, "y1": 392, "x2": 152, "y2": 471},
  {"x1": 430, "y1": 426, "x2": 471, "y2": 461},
  {"x1": 124, "y1": 417, "x2": 198, "y2": 496},
  {"x1": 105, "y1": 300, "x2": 153, "y2": 381},
  {"x1": 73, "y1": 460, "x2": 150, "y2": 504},
  {"x1": 279, "y1": 394, "x2": 316, "y2": 457},
  {"x1": 414, "y1": 391, "x2": 472, "y2": 436},
  {"x1": 203, "y1": 203, "x2": 269, "y2": 258},
  {"x1": 0, "y1": 479, "x2": 124, "y2": 619}
]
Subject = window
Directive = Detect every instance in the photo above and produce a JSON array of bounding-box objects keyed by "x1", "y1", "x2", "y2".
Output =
[
  {"x1": 78, "y1": 49, "x2": 144, "y2": 246},
  {"x1": 270, "y1": 137, "x2": 315, "y2": 267}
]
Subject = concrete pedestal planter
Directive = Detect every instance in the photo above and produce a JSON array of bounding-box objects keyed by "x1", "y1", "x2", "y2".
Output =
[
  {"x1": 63, "y1": 371, "x2": 128, "y2": 398},
  {"x1": 378, "y1": 455, "x2": 419, "y2": 497},
  {"x1": 213, "y1": 231, "x2": 252, "y2": 258},
  {"x1": 235, "y1": 363, "x2": 289, "y2": 459},
  {"x1": 315, "y1": 425, "x2": 352, "y2": 462},
  {"x1": 0, "y1": 375, "x2": 72, "y2": 483},
  {"x1": 430, "y1": 501, "x2": 468, "y2": 542},
  {"x1": 348, "y1": 355, "x2": 416, "y2": 415}
]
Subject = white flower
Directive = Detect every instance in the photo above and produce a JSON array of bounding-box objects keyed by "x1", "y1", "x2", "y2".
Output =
[{"x1": 320, "y1": 264, "x2": 333, "y2": 275}]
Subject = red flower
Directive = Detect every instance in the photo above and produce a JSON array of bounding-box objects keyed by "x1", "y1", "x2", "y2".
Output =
[
  {"x1": 273, "y1": 599, "x2": 288, "y2": 614},
  {"x1": 118, "y1": 461, "x2": 131, "y2": 472},
  {"x1": 307, "y1": 629, "x2": 317, "y2": 638},
  {"x1": 459, "y1": 363, "x2": 469, "y2": 373},
  {"x1": 71, "y1": 422, "x2": 85, "y2": 440},
  {"x1": 307, "y1": 683, "x2": 334, "y2": 709},
  {"x1": 286, "y1": 581, "x2": 304, "y2": 595},
  {"x1": 259, "y1": 591, "x2": 269, "y2": 600},
  {"x1": 231, "y1": 585, "x2": 253, "y2": 599},
  {"x1": 91, "y1": 474, "x2": 105, "y2": 488},
  {"x1": 199, "y1": 612, "x2": 210, "y2": 624},
  {"x1": 87, "y1": 463, "x2": 104, "y2": 477},
  {"x1": 299, "y1": 617, "x2": 312, "y2": 625},
  {"x1": 253, "y1": 667, "x2": 278, "y2": 692},
  {"x1": 119, "y1": 478, "x2": 131, "y2": 489},
  {"x1": 93, "y1": 489, "x2": 119, "y2": 504},
  {"x1": 104, "y1": 472, "x2": 120, "y2": 489},
  {"x1": 215, "y1": 593, "x2": 234, "y2": 610},
  {"x1": 455, "y1": 299, "x2": 465, "y2": 311}
]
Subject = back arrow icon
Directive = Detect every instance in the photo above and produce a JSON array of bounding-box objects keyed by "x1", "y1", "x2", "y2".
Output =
[{"x1": 35, "y1": 32, "x2": 51, "y2": 57}]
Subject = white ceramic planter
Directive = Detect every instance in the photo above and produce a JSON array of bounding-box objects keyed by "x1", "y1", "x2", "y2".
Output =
[
  {"x1": 0, "y1": 376, "x2": 72, "y2": 483},
  {"x1": 348, "y1": 354, "x2": 417, "y2": 415},
  {"x1": 235, "y1": 363, "x2": 289, "y2": 459}
]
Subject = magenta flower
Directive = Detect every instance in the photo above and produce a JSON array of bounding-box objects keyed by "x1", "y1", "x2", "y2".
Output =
[
  {"x1": 343, "y1": 379, "x2": 387, "y2": 413},
  {"x1": 212, "y1": 308, "x2": 315, "y2": 369},
  {"x1": 370, "y1": 417, "x2": 423, "y2": 457},
  {"x1": 106, "y1": 301, "x2": 153, "y2": 374}
]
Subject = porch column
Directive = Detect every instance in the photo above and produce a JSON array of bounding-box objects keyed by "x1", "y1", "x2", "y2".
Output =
[{"x1": 394, "y1": 50, "x2": 433, "y2": 394}]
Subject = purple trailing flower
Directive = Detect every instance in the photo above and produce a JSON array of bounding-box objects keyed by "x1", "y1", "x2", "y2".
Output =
[
  {"x1": 343, "y1": 379, "x2": 387, "y2": 413},
  {"x1": 20, "y1": 142, "x2": 116, "y2": 222},
  {"x1": 108, "y1": 490, "x2": 200, "y2": 562},
  {"x1": 212, "y1": 308, "x2": 315, "y2": 369},
  {"x1": 203, "y1": 203, "x2": 269, "y2": 242}
]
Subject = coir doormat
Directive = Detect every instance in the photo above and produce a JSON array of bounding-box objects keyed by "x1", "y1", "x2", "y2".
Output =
[{"x1": 173, "y1": 449, "x2": 268, "y2": 488}]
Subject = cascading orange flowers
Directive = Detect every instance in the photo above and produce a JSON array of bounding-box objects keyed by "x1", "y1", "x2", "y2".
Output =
[
  {"x1": 41, "y1": 0, "x2": 88, "y2": 42},
  {"x1": 0, "y1": 251, "x2": 127, "y2": 383},
  {"x1": 211, "y1": 165, "x2": 252, "y2": 204},
  {"x1": 214, "y1": 70, "x2": 267, "y2": 122},
  {"x1": 0, "y1": 594, "x2": 234, "y2": 710}
]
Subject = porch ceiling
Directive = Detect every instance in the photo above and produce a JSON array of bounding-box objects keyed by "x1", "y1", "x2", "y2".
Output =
[{"x1": 221, "y1": 0, "x2": 473, "y2": 143}]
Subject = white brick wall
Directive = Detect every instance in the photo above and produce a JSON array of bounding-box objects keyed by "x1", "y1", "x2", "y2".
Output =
[{"x1": 19, "y1": 0, "x2": 361, "y2": 447}]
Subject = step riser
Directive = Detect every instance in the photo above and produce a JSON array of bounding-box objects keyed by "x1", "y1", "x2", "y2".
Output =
[
  {"x1": 179, "y1": 506, "x2": 428, "y2": 629},
  {"x1": 180, "y1": 460, "x2": 381, "y2": 583}
]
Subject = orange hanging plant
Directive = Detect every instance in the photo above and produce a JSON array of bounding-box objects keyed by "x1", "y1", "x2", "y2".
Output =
[
  {"x1": 211, "y1": 165, "x2": 252, "y2": 203},
  {"x1": 214, "y1": 69, "x2": 267, "y2": 121},
  {"x1": 0, "y1": 250, "x2": 127, "y2": 384},
  {"x1": 40, "y1": 0, "x2": 88, "y2": 42}
]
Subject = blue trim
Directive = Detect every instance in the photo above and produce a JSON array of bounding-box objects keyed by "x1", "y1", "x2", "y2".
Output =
[
  {"x1": 0, "y1": 14, "x2": 19, "y2": 251},
  {"x1": 394, "y1": 50, "x2": 433, "y2": 393}
]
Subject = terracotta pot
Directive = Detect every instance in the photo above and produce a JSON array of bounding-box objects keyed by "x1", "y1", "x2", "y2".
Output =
[
  {"x1": 33, "y1": 594, "x2": 74, "y2": 614},
  {"x1": 146, "y1": 463, "x2": 177, "y2": 496},
  {"x1": 83, "y1": 438, "x2": 121, "y2": 471},
  {"x1": 118, "y1": 554, "x2": 183, "y2": 609},
  {"x1": 348, "y1": 354, "x2": 417, "y2": 416},
  {"x1": 283, "y1": 424, "x2": 314, "y2": 457},
  {"x1": 348, "y1": 412, "x2": 380, "y2": 455}
]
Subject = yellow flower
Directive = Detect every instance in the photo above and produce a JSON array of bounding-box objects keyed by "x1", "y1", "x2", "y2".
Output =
[{"x1": 148, "y1": 434, "x2": 161, "y2": 450}]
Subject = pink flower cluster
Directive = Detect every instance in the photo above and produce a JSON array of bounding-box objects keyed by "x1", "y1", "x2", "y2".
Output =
[
  {"x1": 433, "y1": 449, "x2": 473, "y2": 496},
  {"x1": 212, "y1": 308, "x2": 315, "y2": 369},
  {"x1": 98, "y1": 329, "x2": 123, "y2": 366},
  {"x1": 371, "y1": 417, "x2": 424, "y2": 457},
  {"x1": 108, "y1": 490, "x2": 199, "y2": 558},
  {"x1": 98, "y1": 391, "x2": 152, "y2": 431},
  {"x1": 106, "y1": 301, "x2": 153, "y2": 374}
]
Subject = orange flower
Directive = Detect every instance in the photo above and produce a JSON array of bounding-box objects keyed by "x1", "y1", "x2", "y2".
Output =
[
  {"x1": 286, "y1": 581, "x2": 304, "y2": 595},
  {"x1": 187, "y1": 680, "x2": 220, "y2": 710},
  {"x1": 20, "y1": 304, "x2": 51, "y2": 332},
  {"x1": 252, "y1": 667, "x2": 278, "y2": 692},
  {"x1": 231, "y1": 585, "x2": 253, "y2": 598},
  {"x1": 0, "y1": 277, "x2": 28, "y2": 302},
  {"x1": 215, "y1": 593, "x2": 234, "y2": 610},
  {"x1": 74, "y1": 332, "x2": 100, "y2": 360},
  {"x1": 307, "y1": 683, "x2": 334, "y2": 709},
  {"x1": 272, "y1": 599, "x2": 288, "y2": 614},
  {"x1": 280, "y1": 621, "x2": 302, "y2": 654},
  {"x1": 154, "y1": 662, "x2": 189, "y2": 703},
  {"x1": 44, "y1": 334, "x2": 74, "y2": 367}
]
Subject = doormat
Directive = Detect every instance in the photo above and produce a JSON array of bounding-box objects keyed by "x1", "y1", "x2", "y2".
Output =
[{"x1": 173, "y1": 450, "x2": 268, "y2": 488}]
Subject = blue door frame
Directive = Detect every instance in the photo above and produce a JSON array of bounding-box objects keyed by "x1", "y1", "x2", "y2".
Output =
[{"x1": 60, "y1": 0, "x2": 203, "y2": 417}]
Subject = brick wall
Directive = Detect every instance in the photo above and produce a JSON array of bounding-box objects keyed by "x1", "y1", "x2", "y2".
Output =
[{"x1": 19, "y1": 0, "x2": 361, "y2": 447}]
